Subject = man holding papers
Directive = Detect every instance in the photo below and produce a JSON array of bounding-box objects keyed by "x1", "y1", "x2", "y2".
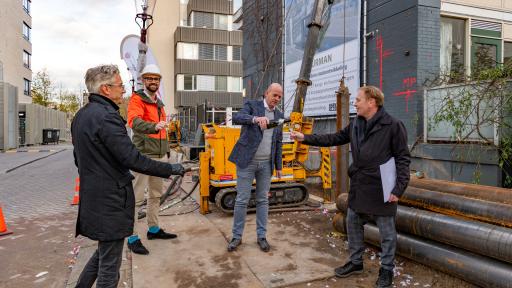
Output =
[{"x1": 291, "y1": 86, "x2": 410, "y2": 288}]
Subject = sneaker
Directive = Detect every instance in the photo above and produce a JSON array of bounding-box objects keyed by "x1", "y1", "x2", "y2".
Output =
[
  {"x1": 257, "y1": 238, "x2": 270, "y2": 252},
  {"x1": 127, "y1": 239, "x2": 149, "y2": 255},
  {"x1": 227, "y1": 238, "x2": 242, "y2": 252},
  {"x1": 147, "y1": 228, "x2": 177, "y2": 240},
  {"x1": 334, "y1": 262, "x2": 363, "y2": 278},
  {"x1": 375, "y1": 267, "x2": 393, "y2": 288}
]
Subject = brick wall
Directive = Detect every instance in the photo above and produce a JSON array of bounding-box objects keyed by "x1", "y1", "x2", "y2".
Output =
[{"x1": 366, "y1": 0, "x2": 440, "y2": 144}]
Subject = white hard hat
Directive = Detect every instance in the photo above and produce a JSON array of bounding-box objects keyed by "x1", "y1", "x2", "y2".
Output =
[{"x1": 141, "y1": 64, "x2": 162, "y2": 78}]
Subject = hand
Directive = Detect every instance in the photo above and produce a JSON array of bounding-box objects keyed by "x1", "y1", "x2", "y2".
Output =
[
  {"x1": 290, "y1": 131, "x2": 305, "y2": 141},
  {"x1": 276, "y1": 170, "x2": 282, "y2": 178},
  {"x1": 155, "y1": 121, "x2": 167, "y2": 131},
  {"x1": 171, "y1": 164, "x2": 185, "y2": 177},
  {"x1": 388, "y1": 194, "x2": 399, "y2": 202},
  {"x1": 254, "y1": 117, "x2": 269, "y2": 130}
]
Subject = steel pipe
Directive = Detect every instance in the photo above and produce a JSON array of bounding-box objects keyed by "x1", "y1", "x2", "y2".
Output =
[
  {"x1": 402, "y1": 187, "x2": 512, "y2": 228},
  {"x1": 364, "y1": 224, "x2": 512, "y2": 288},
  {"x1": 332, "y1": 212, "x2": 346, "y2": 234},
  {"x1": 410, "y1": 177, "x2": 512, "y2": 205},
  {"x1": 337, "y1": 194, "x2": 512, "y2": 263}
]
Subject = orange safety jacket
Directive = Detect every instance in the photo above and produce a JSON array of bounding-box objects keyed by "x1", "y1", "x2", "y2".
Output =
[{"x1": 127, "y1": 90, "x2": 169, "y2": 157}]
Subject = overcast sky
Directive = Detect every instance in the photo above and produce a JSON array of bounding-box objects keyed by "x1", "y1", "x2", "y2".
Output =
[{"x1": 32, "y1": 0, "x2": 141, "y2": 94}]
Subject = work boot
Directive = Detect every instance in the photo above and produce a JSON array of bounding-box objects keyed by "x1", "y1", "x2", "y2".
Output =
[
  {"x1": 257, "y1": 238, "x2": 270, "y2": 252},
  {"x1": 375, "y1": 267, "x2": 393, "y2": 288},
  {"x1": 227, "y1": 238, "x2": 242, "y2": 252},
  {"x1": 147, "y1": 228, "x2": 177, "y2": 240},
  {"x1": 128, "y1": 239, "x2": 149, "y2": 255},
  {"x1": 334, "y1": 262, "x2": 363, "y2": 278}
]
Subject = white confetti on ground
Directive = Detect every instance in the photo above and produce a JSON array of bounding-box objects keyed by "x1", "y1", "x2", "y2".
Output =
[{"x1": 35, "y1": 271, "x2": 48, "y2": 278}]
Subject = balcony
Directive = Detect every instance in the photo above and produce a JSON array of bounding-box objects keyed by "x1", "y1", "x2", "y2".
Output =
[
  {"x1": 187, "y1": 0, "x2": 232, "y2": 16},
  {"x1": 175, "y1": 59, "x2": 242, "y2": 76},
  {"x1": 174, "y1": 26, "x2": 243, "y2": 46},
  {"x1": 175, "y1": 91, "x2": 243, "y2": 108}
]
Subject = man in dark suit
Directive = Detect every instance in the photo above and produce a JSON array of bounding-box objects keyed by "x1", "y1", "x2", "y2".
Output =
[
  {"x1": 226, "y1": 83, "x2": 284, "y2": 253},
  {"x1": 72, "y1": 64, "x2": 185, "y2": 288},
  {"x1": 291, "y1": 86, "x2": 410, "y2": 288}
]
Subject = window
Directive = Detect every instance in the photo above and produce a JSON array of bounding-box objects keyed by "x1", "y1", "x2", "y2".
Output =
[
  {"x1": 23, "y1": 50, "x2": 31, "y2": 69},
  {"x1": 184, "y1": 75, "x2": 196, "y2": 90},
  {"x1": 23, "y1": 0, "x2": 30, "y2": 14},
  {"x1": 232, "y1": 46, "x2": 241, "y2": 61},
  {"x1": 503, "y1": 42, "x2": 512, "y2": 67},
  {"x1": 215, "y1": 76, "x2": 227, "y2": 91},
  {"x1": 199, "y1": 44, "x2": 214, "y2": 60},
  {"x1": 215, "y1": 45, "x2": 227, "y2": 61},
  {"x1": 23, "y1": 22, "x2": 31, "y2": 41},
  {"x1": 24, "y1": 78, "x2": 31, "y2": 96},
  {"x1": 473, "y1": 43, "x2": 497, "y2": 69},
  {"x1": 197, "y1": 75, "x2": 215, "y2": 91},
  {"x1": 229, "y1": 77, "x2": 242, "y2": 92},
  {"x1": 176, "y1": 43, "x2": 198, "y2": 59},
  {"x1": 440, "y1": 17, "x2": 465, "y2": 76},
  {"x1": 214, "y1": 14, "x2": 228, "y2": 30},
  {"x1": 193, "y1": 12, "x2": 214, "y2": 29}
]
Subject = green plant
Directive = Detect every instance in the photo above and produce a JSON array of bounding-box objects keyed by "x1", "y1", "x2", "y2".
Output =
[{"x1": 426, "y1": 56, "x2": 512, "y2": 187}]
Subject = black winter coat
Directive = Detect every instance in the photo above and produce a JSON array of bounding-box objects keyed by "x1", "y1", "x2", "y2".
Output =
[
  {"x1": 72, "y1": 94, "x2": 183, "y2": 241},
  {"x1": 303, "y1": 108, "x2": 410, "y2": 216}
]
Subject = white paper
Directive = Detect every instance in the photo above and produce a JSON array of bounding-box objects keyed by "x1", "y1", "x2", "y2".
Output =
[{"x1": 380, "y1": 157, "x2": 396, "y2": 203}]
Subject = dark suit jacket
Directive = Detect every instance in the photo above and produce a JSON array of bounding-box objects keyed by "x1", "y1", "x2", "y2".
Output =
[
  {"x1": 302, "y1": 108, "x2": 410, "y2": 216},
  {"x1": 228, "y1": 99, "x2": 283, "y2": 171},
  {"x1": 72, "y1": 94, "x2": 182, "y2": 241}
]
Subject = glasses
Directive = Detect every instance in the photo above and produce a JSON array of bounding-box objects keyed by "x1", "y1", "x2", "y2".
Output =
[
  {"x1": 143, "y1": 77, "x2": 161, "y2": 82},
  {"x1": 106, "y1": 83, "x2": 125, "y2": 89}
]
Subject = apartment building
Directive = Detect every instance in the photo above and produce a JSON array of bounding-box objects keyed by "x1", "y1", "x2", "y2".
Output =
[
  {"x1": 0, "y1": 0, "x2": 32, "y2": 103},
  {"x1": 148, "y1": 0, "x2": 243, "y2": 140}
]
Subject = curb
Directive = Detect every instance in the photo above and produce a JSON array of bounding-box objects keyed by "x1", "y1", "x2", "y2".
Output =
[
  {"x1": 2, "y1": 149, "x2": 58, "y2": 153},
  {"x1": 1, "y1": 149, "x2": 67, "y2": 174}
]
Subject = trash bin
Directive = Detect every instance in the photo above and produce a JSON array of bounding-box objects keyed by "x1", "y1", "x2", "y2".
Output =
[{"x1": 42, "y1": 129, "x2": 60, "y2": 145}]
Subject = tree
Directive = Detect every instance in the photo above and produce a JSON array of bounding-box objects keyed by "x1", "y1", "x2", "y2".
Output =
[
  {"x1": 56, "y1": 90, "x2": 80, "y2": 115},
  {"x1": 31, "y1": 69, "x2": 53, "y2": 107},
  {"x1": 426, "y1": 53, "x2": 512, "y2": 187}
]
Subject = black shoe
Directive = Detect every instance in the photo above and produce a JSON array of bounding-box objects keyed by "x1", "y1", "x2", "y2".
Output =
[
  {"x1": 128, "y1": 239, "x2": 149, "y2": 255},
  {"x1": 257, "y1": 238, "x2": 270, "y2": 252},
  {"x1": 227, "y1": 238, "x2": 242, "y2": 252},
  {"x1": 147, "y1": 228, "x2": 177, "y2": 240},
  {"x1": 375, "y1": 267, "x2": 393, "y2": 288},
  {"x1": 334, "y1": 262, "x2": 363, "y2": 278}
]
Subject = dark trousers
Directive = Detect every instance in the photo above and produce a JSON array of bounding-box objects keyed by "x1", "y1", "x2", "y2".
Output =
[
  {"x1": 347, "y1": 208, "x2": 397, "y2": 271},
  {"x1": 75, "y1": 239, "x2": 124, "y2": 288}
]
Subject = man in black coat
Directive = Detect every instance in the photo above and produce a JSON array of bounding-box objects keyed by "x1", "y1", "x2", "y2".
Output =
[
  {"x1": 291, "y1": 86, "x2": 410, "y2": 288},
  {"x1": 71, "y1": 64, "x2": 185, "y2": 288}
]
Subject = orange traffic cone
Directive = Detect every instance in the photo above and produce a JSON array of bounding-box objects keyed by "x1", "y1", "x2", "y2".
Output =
[
  {"x1": 71, "y1": 177, "x2": 80, "y2": 205},
  {"x1": 0, "y1": 204, "x2": 12, "y2": 236}
]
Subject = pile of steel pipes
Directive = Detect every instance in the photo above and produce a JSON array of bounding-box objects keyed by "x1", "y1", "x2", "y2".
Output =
[{"x1": 333, "y1": 178, "x2": 512, "y2": 288}]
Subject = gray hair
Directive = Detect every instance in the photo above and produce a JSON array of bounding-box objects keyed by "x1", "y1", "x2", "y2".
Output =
[{"x1": 84, "y1": 64, "x2": 120, "y2": 94}]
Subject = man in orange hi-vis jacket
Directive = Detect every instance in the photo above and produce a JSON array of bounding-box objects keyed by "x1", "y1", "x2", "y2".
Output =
[{"x1": 126, "y1": 64, "x2": 176, "y2": 255}]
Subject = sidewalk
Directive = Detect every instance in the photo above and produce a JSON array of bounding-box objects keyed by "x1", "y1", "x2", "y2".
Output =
[{"x1": 66, "y1": 183, "x2": 474, "y2": 288}]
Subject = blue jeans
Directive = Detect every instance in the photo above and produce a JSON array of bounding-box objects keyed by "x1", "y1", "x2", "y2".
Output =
[
  {"x1": 232, "y1": 160, "x2": 272, "y2": 239},
  {"x1": 346, "y1": 208, "x2": 397, "y2": 271}
]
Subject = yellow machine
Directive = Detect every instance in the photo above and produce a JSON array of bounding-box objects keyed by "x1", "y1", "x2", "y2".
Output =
[
  {"x1": 167, "y1": 119, "x2": 181, "y2": 148},
  {"x1": 198, "y1": 0, "x2": 335, "y2": 214},
  {"x1": 199, "y1": 112, "x2": 332, "y2": 214}
]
